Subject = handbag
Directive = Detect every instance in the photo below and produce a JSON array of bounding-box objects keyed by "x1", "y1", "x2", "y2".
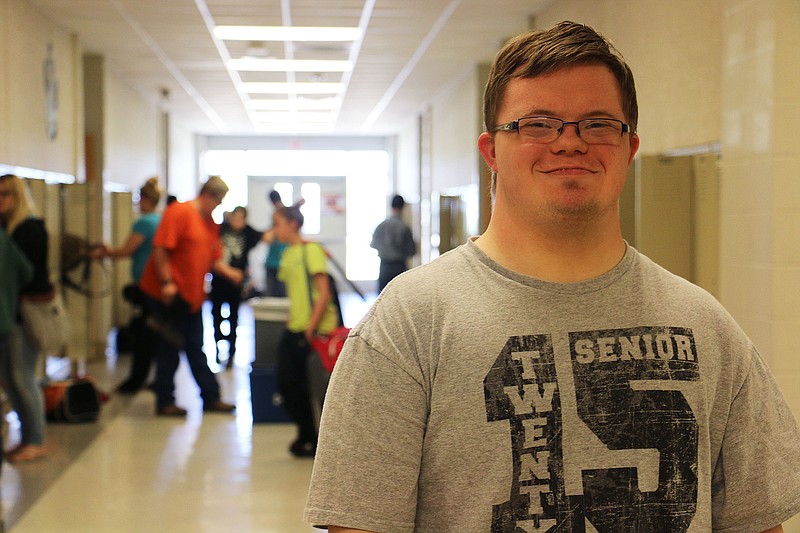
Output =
[
  {"x1": 310, "y1": 326, "x2": 351, "y2": 373},
  {"x1": 19, "y1": 291, "x2": 71, "y2": 355},
  {"x1": 43, "y1": 377, "x2": 101, "y2": 423}
]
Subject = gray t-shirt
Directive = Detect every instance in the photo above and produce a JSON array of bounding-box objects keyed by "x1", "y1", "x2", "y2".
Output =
[{"x1": 305, "y1": 241, "x2": 800, "y2": 533}]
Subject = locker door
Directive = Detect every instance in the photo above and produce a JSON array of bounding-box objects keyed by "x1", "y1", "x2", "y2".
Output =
[{"x1": 636, "y1": 155, "x2": 694, "y2": 281}]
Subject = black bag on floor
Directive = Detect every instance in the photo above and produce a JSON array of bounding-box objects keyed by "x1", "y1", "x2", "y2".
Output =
[{"x1": 43, "y1": 378, "x2": 102, "y2": 423}]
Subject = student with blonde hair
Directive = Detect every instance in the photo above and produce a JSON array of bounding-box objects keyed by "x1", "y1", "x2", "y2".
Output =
[{"x1": 0, "y1": 174, "x2": 53, "y2": 462}]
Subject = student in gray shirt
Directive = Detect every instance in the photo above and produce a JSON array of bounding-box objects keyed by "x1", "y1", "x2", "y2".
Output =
[
  {"x1": 370, "y1": 194, "x2": 416, "y2": 292},
  {"x1": 305, "y1": 21, "x2": 800, "y2": 533}
]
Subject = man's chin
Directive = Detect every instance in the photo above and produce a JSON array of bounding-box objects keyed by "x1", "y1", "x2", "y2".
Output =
[{"x1": 548, "y1": 200, "x2": 604, "y2": 223}]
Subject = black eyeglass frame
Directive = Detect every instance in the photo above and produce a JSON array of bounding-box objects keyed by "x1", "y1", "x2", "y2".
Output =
[{"x1": 490, "y1": 116, "x2": 633, "y2": 143}]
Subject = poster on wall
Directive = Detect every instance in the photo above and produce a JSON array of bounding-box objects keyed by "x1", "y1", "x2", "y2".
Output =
[{"x1": 322, "y1": 192, "x2": 345, "y2": 215}]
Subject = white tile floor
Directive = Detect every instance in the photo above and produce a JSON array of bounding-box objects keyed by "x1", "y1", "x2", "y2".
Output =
[{"x1": 0, "y1": 294, "x2": 376, "y2": 533}]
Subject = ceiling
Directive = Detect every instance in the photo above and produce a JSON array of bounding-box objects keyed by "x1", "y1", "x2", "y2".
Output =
[{"x1": 28, "y1": 0, "x2": 552, "y2": 137}]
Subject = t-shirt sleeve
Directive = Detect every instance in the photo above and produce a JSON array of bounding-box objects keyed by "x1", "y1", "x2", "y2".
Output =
[
  {"x1": 304, "y1": 316, "x2": 426, "y2": 532},
  {"x1": 152, "y1": 205, "x2": 182, "y2": 250},
  {"x1": 307, "y1": 243, "x2": 328, "y2": 276},
  {"x1": 711, "y1": 347, "x2": 800, "y2": 532},
  {"x1": 245, "y1": 226, "x2": 262, "y2": 251}
]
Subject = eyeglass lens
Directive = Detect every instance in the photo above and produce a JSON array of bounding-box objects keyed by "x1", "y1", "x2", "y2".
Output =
[{"x1": 518, "y1": 117, "x2": 625, "y2": 144}]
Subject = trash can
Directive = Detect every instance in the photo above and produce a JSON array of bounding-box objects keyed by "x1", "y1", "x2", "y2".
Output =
[
  {"x1": 248, "y1": 297, "x2": 291, "y2": 423},
  {"x1": 249, "y1": 297, "x2": 290, "y2": 367},
  {"x1": 249, "y1": 367, "x2": 292, "y2": 423}
]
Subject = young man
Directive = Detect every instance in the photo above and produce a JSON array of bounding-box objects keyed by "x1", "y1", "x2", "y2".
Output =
[
  {"x1": 304, "y1": 22, "x2": 800, "y2": 532},
  {"x1": 370, "y1": 194, "x2": 416, "y2": 292},
  {"x1": 210, "y1": 206, "x2": 263, "y2": 368},
  {"x1": 139, "y1": 176, "x2": 243, "y2": 416},
  {"x1": 272, "y1": 205, "x2": 338, "y2": 457}
]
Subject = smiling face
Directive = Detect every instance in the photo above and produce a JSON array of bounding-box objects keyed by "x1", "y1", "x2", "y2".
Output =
[{"x1": 478, "y1": 64, "x2": 639, "y2": 232}]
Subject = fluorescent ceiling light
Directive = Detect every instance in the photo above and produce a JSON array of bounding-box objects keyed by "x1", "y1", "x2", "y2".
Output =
[
  {"x1": 214, "y1": 25, "x2": 361, "y2": 42},
  {"x1": 250, "y1": 111, "x2": 335, "y2": 123},
  {"x1": 240, "y1": 82, "x2": 342, "y2": 95},
  {"x1": 229, "y1": 58, "x2": 352, "y2": 72},
  {"x1": 247, "y1": 98, "x2": 340, "y2": 111},
  {"x1": 254, "y1": 123, "x2": 334, "y2": 134}
]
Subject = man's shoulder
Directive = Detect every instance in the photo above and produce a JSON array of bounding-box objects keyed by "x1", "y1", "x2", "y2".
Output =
[
  {"x1": 161, "y1": 201, "x2": 191, "y2": 222},
  {"x1": 135, "y1": 212, "x2": 161, "y2": 228},
  {"x1": 383, "y1": 245, "x2": 473, "y2": 290}
]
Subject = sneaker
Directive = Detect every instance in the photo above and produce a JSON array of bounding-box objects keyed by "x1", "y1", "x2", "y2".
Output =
[
  {"x1": 157, "y1": 404, "x2": 188, "y2": 417},
  {"x1": 289, "y1": 439, "x2": 316, "y2": 458},
  {"x1": 203, "y1": 400, "x2": 235, "y2": 413}
]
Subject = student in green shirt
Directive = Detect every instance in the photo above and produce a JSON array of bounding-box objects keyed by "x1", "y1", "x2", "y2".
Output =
[{"x1": 272, "y1": 205, "x2": 337, "y2": 458}]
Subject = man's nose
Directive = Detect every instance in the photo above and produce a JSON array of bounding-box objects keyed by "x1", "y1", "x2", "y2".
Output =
[{"x1": 550, "y1": 123, "x2": 588, "y2": 151}]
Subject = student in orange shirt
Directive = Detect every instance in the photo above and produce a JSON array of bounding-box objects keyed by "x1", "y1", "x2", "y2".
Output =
[{"x1": 139, "y1": 176, "x2": 242, "y2": 416}]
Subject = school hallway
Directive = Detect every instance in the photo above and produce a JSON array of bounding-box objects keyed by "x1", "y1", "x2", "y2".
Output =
[{"x1": 0, "y1": 296, "x2": 374, "y2": 533}]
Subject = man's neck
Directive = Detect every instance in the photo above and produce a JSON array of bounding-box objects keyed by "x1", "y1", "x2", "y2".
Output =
[
  {"x1": 286, "y1": 234, "x2": 304, "y2": 245},
  {"x1": 191, "y1": 198, "x2": 207, "y2": 218},
  {"x1": 475, "y1": 214, "x2": 626, "y2": 283}
]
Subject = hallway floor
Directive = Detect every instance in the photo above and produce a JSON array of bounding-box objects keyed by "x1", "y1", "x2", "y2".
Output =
[{"x1": 0, "y1": 294, "x2": 376, "y2": 533}]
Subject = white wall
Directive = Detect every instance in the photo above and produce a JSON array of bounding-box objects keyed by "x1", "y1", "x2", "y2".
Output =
[
  {"x1": 167, "y1": 117, "x2": 200, "y2": 201},
  {"x1": 429, "y1": 67, "x2": 482, "y2": 193},
  {"x1": 393, "y1": 117, "x2": 421, "y2": 265},
  {"x1": 105, "y1": 73, "x2": 160, "y2": 190},
  {"x1": 718, "y1": 9, "x2": 800, "y2": 524},
  {"x1": 536, "y1": 0, "x2": 724, "y2": 156},
  {"x1": 0, "y1": 0, "x2": 80, "y2": 176}
]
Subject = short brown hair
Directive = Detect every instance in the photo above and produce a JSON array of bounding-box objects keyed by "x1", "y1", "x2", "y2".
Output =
[
  {"x1": 200, "y1": 175, "x2": 229, "y2": 199},
  {"x1": 483, "y1": 21, "x2": 638, "y2": 133},
  {"x1": 277, "y1": 205, "x2": 304, "y2": 229}
]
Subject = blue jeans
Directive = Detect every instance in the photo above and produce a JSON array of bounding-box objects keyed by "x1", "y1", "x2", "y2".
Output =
[
  {"x1": 0, "y1": 324, "x2": 45, "y2": 446},
  {"x1": 149, "y1": 298, "x2": 221, "y2": 409}
]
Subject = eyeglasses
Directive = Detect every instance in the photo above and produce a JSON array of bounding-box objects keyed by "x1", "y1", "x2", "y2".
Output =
[{"x1": 491, "y1": 116, "x2": 632, "y2": 145}]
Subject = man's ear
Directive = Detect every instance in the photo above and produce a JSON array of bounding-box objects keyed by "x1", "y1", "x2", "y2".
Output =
[
  {"x1": 628, "y1": 133, "x2": 640, "y2": 166},
  {"x1": 478, "y1": 132, "x2": 498, "y2": 173}
]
